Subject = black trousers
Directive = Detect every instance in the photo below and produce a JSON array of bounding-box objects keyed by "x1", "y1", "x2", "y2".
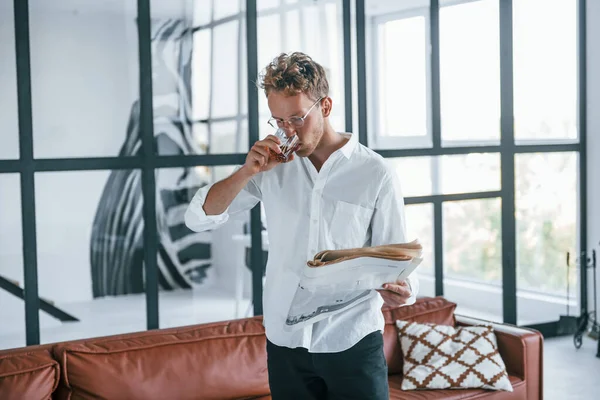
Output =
[{"x1": 266, "y1": 331, "x2": 389, "y2": 400}]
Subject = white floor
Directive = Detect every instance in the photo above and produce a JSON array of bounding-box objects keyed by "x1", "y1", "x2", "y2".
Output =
[
  {"x1": 1, "y1": 292, "x2": 598, "y2": 398},
  {"x1": 544, "y1": 335, "x2": 600, "y2": 400}
]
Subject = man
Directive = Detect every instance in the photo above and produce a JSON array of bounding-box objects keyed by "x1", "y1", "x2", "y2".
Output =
[{"x1": 185, "y1": 52, "x2": 419, "y2": 399}]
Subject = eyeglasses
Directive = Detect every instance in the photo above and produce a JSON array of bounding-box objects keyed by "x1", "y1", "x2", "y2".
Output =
[{"x1": 268, "y1": 97, "x2": 323, "y2": 129}]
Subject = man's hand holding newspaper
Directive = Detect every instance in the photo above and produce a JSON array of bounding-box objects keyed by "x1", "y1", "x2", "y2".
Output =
[
  {"x1": 285, "y1": 240, "x2": 423, "y2": 331},
  {"x1": 377, "y1": 280, "x2": 413, "y2": 308}
]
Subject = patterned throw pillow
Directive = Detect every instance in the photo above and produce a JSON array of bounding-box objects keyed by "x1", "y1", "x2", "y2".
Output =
[{"x1": 395, "y1": 320, "x2": 513, "y2": 392}]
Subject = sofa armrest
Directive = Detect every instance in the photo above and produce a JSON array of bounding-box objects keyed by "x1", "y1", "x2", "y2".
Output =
[{"x1": 455, "y1": 315, "x2": 543, "y2": 400}]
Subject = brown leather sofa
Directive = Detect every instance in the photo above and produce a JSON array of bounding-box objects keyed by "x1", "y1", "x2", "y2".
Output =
[{"x1": 0, "y1": 297, "x2": 543, "y2": 399}]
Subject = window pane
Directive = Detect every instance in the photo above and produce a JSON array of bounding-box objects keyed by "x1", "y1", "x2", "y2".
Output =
[
  {"x1": 192, "y1": 14, "x2": 248, "y2": 154},
  {"x1": 0, "y1": 174, "x2": 24, "y2": 349},
  {"x1": 210, "y1": 120, "x2": 248, "y2": 154},
  {"x1": 443, "y1": 198, "x2": 503, "y2": 323},
  {"x1": 257, "y1": 1, "x2": 346, "y2": 137},
  {"x1": 377, "y1": 16, "x2": 428, "y2": 140},
  {"x1": 405, "y1": 204, "x2": 435, "y2": 298},
  {"x1": 516, "y1": 152, "x2": 578, "y2": 325},
  {"x1": 36, "y1": 171, "x2": 146, "y2": 343},
  {"x1": 368, "y1": 0, "x2": 431, "y2": 150},
  {"x1": 0, "y1": 0, "x2": 19, "y2": 159},
  {"x1": 439, "y1": 153, "x2": 500, "y2": 195},
  {"x1": 158, "y1": 166, "x2": 252, "y2": 328},
  {"x1": 386, "y1": 153, "x2": 500, "y2": 198},
  {"x1": 29, "y1": 1, "x2": 139, "y2": 158},
  {"x1": 513, "y1": 0, "x2": 577, "y2": 142},
  {"x1": 440, "y1": 0, "x2": 500, "y2": 144},
  {"x1": 212, "y1": 21, "x2": 240, "y2": 118},
  {"x1": 192, "y1": 29, "x2": 211, "y2": 121},
  {"x1": 387, "y1": 157, "x2": 433, "y2": 197},
  {"x1": 151, "y1": 18, "x2": 208, "y2": 157}
]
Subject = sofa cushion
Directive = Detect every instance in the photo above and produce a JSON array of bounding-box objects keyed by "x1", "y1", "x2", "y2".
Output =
[
  {"x1": 388, "y1": 374, "x2": 526, "y2": 400},
  {"x1": 0, "y1": 346, "x2": 59, "y2": 400},
  {"x1": 396, "y1": 321, "x2": 512, "y2": 392},
  {"x1": 52, "y1": 317, "x2": 269, "y2": 400},
  {"x1": 382, "y1": 296, "x2": 457, "y2": 375}
]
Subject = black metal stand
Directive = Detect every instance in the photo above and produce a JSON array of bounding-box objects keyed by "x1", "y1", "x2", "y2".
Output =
[
  {"x1": 0, "y1": 274, "x2": 79, "y2": 322},
  {"x1": 573, "y1": 250, "x2": 599, "y2": 358}
]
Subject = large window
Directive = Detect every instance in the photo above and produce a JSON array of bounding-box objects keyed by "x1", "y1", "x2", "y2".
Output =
[
  {"x1": 0, "y1": 0, "x2": 586, "y2": 348},
  {"x1": 367, "y1": 0, "x2": 583, "y2": 330}
]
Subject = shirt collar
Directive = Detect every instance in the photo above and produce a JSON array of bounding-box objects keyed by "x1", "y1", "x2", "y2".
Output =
[{"x1": 339, "y1": 132, "x2": 358, "y2": 159}]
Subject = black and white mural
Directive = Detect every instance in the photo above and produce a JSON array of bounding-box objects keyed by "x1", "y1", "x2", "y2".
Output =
[{"x1": 90, "y1": 20, "x2": 213, "y2": 297}]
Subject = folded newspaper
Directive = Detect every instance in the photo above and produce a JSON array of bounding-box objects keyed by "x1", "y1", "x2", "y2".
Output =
[{"x1": 285, "y1": 240, "x2": 423, "y2": 331}]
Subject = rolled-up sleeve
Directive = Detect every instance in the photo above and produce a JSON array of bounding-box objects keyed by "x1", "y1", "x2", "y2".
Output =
[
  {"x1": 370, "y1": 169, "x2": 419, "y2": 305},
  {"x1": 184, "y1": 168, "x2": 262, "y2": 233}
]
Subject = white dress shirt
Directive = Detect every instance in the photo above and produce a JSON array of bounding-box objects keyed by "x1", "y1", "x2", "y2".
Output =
[{"x1": 185, "y1": 132, "x2": 419, "y2": 353}]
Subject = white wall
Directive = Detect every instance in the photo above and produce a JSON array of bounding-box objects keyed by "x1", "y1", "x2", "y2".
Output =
[{"x1": 586, "y1": 0, "x2": 600, "y2": 318}]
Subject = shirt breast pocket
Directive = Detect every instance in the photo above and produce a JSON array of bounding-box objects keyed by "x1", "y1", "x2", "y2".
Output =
[{"x1": 330, "y1": 200, "x2": 373, "y2": 249}]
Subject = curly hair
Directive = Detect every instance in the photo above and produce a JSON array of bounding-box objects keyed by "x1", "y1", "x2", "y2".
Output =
[{"x1": 258, "y1": 52, "x2": 329, "y2": 101}]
